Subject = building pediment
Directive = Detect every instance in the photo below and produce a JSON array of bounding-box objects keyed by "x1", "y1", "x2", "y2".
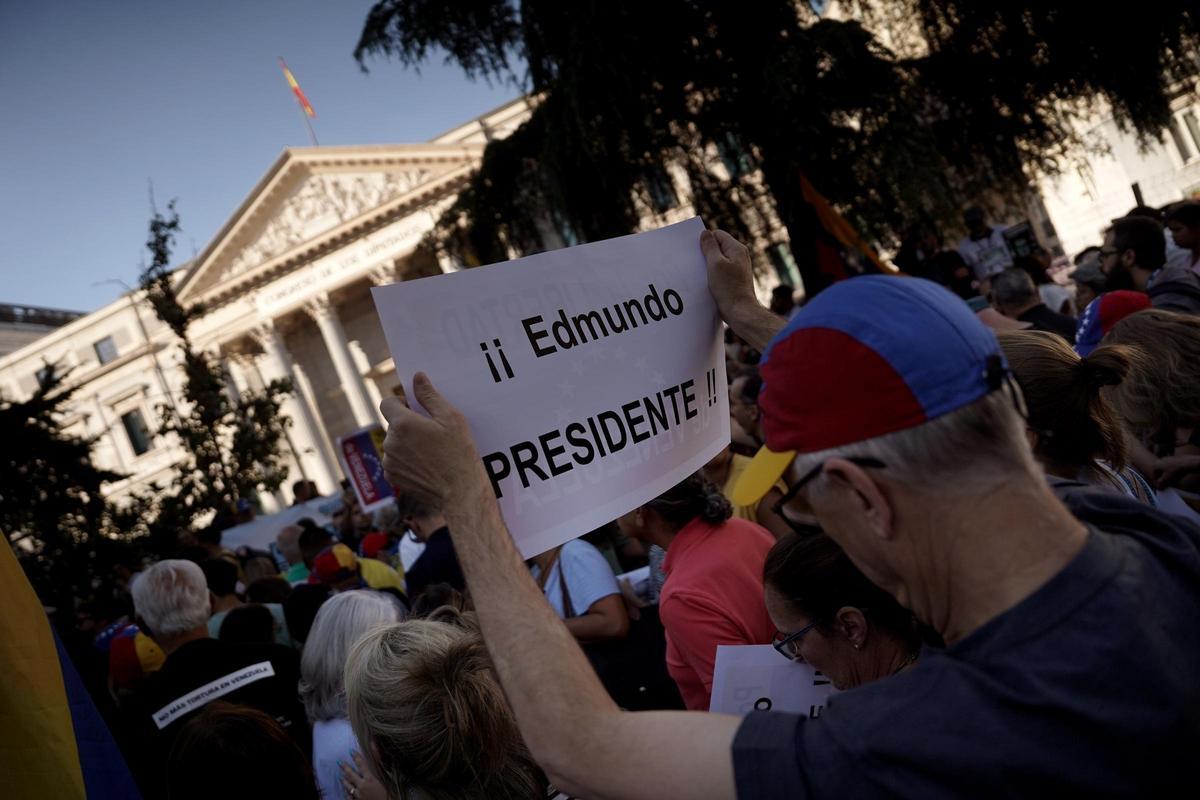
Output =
[{"x1": 177, "y1": 144, "x2": 482, "y2": 306}]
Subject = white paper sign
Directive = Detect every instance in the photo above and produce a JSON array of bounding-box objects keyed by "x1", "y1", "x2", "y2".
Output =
[
  {"x1": 371, "y1": 217, "x2": 728, "y2": 557},
  {"x1": 709, "y1": 645, "x2": 839, "y2": 717}
]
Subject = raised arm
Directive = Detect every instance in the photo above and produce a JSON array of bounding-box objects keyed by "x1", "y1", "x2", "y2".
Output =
[
  {"x1": 380, "y1": 377, "x2": 741, "y2": 800},
  {"x1": 700, "y1": 229, "x2": 786, "y2": 352}
]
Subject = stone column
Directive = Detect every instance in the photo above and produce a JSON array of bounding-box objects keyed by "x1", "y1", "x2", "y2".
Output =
[
  {"x1": 291, "y1": 362, "x2": 340, "y2": 486},
  {"x1": 248, "y1": 321, "x2": 339, "y2": 495},
  {"x1": 349, "y1": 340, "x2": 387, "y2": 426},
  {"x1": 303, "y1": 294, "x2": 377, "y2": 428}
]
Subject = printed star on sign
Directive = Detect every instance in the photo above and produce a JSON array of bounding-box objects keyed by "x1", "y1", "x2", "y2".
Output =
[
  {"x1": 572, "y1": 360, "x2": 586, "y2": 376},
  {"x1": 635, "y1": 356, "x2": 649, "y2": 371},
  {"x1": 652, "y1": 372, "x2": 666, "y2": 385},
  {"x1": 558, "y1": 380, "x2": 576, "y2": 399},
  {"x1": 614, "y1": 348, "x2": 627, "y2": 363}
]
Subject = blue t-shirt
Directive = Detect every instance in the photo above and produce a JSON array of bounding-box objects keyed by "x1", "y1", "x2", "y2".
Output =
[
  {"x1": 732, "y1": 488, "x2": 1200, "y2": 798},
  {"x1": 532, "y1": 538, "x2": 620, "y2": 619}
]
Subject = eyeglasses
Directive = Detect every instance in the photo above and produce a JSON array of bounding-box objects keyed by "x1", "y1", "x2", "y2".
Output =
[
  {"x1": 771, "y1": 456, "x2": 887, "y2": 537},
  {"x1": 773, "y1": 622, "x2": 818, "y2": 661}
]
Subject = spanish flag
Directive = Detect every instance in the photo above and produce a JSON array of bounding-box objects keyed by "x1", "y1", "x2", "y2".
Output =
[
  {"x1": 279, "y1": 58, "x2": 316, "y2": 118},
  {"x1": 0, "y1": 545, "x2": 141, "y2": 798}
]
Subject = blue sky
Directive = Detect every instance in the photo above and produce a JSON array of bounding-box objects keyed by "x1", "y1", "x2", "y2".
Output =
[{"x1": 0, "y1": 1, "x2": 522, "y2": 312}]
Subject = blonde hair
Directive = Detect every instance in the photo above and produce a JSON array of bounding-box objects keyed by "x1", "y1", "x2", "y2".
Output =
[
  {"x1": 1102, "y1": 309, "x2": 1200, "y2": 435},
  {"x1": 344, "y1": 620, "x2": 545, "y2": 800},
  {"x1": 998, "y1": 330, "x2": 1138, "y2": 471}
]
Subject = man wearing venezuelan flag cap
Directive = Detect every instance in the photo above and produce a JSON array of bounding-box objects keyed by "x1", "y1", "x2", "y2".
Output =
[{"x1": 376, "y1": 228, "x2": 1200, "y2": 799}]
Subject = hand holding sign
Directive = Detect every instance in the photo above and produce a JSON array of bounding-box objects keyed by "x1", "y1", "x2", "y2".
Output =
[
  {"x1": 379, "y1": 374, "x2": 492, "y2": 513},
  {"x1": 372, "y1": 218, "x2": 729, "y2": 557},
  {"x1": 699, "y1": 229, "x2": 756, "y2": 321}
]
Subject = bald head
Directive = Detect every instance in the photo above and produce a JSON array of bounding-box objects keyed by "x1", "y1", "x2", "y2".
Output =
[{"x1": 277, "y1": 524, "x2": 303, "y2": 564}]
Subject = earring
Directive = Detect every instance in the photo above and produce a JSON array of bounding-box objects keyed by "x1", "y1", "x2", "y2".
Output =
[{"x1": 854, "y1": 643, "x2": 863, "y2": 650}]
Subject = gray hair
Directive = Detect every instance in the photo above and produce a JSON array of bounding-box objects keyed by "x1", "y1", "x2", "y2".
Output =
[
  {"x1": 372, "y1": 502, "x2": 404, "y2": 536},
  {"x1": 299, "y1": 590, "x2": 403, "y2": 722},
  {"x1": 1071, "y1": 262, "x2": 1106, "y2": 293},
  {"x1": 990, "y1": 268, "x2": 1037, "y2": 309},
  {"x1": 131, "y1": 560, "x2": 210, "y2": 638},
  {"x1": 791, "y1": 389, "x2": 1039, "y2": 497}
]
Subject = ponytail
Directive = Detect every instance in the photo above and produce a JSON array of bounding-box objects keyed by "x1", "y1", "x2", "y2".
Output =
[
  {"x1": 644, "y1": 473, "x2": 733, "y2": 528},
  {"x1": 998, "y1": 331, "x2": 1138, "y2": 471}
]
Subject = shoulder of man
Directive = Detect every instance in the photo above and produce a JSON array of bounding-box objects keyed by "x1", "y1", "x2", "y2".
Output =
[
  {"x1": 1148, "y1": 267, "x2": 1200, "y2": 313},
  {"x1": 1054, "y1": 481, "x2": 1200, "y2": 553}
]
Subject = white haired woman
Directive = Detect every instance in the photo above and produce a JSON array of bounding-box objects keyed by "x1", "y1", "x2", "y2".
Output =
[{"x1": 299, "y1": 590, "x2": 403, "y2": 799}]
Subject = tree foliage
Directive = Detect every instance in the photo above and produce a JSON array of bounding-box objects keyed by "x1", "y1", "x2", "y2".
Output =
[
  {"x1": 356, "y1": 0, "x2": 1199, "y2": 290},
  {"x1": 138, "y1": 202, "x2": 294, "y2": 549},
  {"x1": 1, "y1": 366, "x2": 144, "y2": 618}
]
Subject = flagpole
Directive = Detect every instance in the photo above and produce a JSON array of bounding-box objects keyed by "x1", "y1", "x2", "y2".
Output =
[{"x1": 299, "y1": 104, "x2": 319, "y2": 147}]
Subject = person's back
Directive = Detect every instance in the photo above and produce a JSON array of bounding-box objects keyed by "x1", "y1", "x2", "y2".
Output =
[
  {"x1": 738, "y1": 489, "x2": 1200, "y2": 798},
  {"x1": 128, "y1": 635, "x2": 307, "y2": 794},
  {"x1": 1147, "y1": 262, "x2": 1200, "y2": 314},
  {"x1": 405, "y1": 527, "x2": 465, "y2": 598},
  {"x1": 138, "y1": 637, "x2": 306, "y2": 743},
  {"x1": 659, "y1": 515, "x2": 776, "y2": 709}
]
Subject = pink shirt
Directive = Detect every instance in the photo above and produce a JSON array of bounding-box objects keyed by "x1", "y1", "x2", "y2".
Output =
[{"x1": 660, "y1": 516, "x2": 776, "y2": 710}]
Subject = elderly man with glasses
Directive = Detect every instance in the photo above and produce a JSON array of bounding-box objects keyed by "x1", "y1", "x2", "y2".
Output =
[{"x1": 380, "y1": 229, "x2": 1200, "y2": 800}]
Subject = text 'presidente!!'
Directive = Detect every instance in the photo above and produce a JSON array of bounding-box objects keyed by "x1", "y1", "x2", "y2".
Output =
[{"x1": 478, "y1": 282, "x2": 718, "y2": 499}]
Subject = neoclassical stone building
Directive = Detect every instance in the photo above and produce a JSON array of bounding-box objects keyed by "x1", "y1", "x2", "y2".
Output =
[
  {"x1": 4, "y1": 96, "x2": 787, "y2": 512},
  {"x1": 0, "y1": 99, "x2": 537, "y2": 511}
]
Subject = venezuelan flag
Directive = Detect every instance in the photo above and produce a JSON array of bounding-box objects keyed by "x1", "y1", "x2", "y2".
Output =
[{"x1": 0, "y1": 545, "x2": 141, "y2": 798}]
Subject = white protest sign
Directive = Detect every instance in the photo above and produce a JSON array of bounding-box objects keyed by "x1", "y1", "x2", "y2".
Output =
[
  {"x1": 371, "y1": 217, "x2": 728, "y2": 557},
  {"x1": 709, "y1": 645, "x2": 839, "y2": 717}
]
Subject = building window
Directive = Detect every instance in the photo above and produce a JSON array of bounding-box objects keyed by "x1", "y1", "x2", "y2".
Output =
[
  {"x1": 94, "y1": 335, "x2": 119, "y2": 365},
  {"x1": 767, "y1": 242, "x2": 802, "y2": 287},
  {"x1": 121, "y1": 409, "x2": 153, "y2": 456},
  {"x1": 718, "y1": 132, "x2": 753, "y2": 180},
  {"x1": 645, "y1": 168, "x2": 678, "y2": 213},
  {"x1": 551, "y1": 208, "x2": 581, "y2": 248}
]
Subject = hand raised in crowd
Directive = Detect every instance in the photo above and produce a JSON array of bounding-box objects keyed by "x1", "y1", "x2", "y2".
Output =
[
  {"x1": 340, "y1": 751, "x2": 387, "y2": 800},
  {"x1": 700, "y1": 229, "x2": 756, "y2": 317},
  {"x1": 699, "y1": 228, "x2": 786, "y2": 351},
  {"x1": 1153, "y1": 453, "x2": 1200, "y2": 489},
  {"x1": 379, "y1": 373, "x2": 490, "y2": 507}
]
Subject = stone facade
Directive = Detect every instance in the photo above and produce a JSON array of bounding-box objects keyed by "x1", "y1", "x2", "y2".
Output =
[
  {"x1": 0, "y1": 98, "x2": 533, "y2": 510},
  {"x1": 1, "y1": 95, "x2": 797, "y2": 512}
]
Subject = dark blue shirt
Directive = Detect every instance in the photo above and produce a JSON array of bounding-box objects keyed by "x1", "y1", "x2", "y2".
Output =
[
  {"x1": 405, "y1": 527, "x2": 465, "y2": 601},
  {"x1": 732, "y1": 489, "x2": 1200, "y2": 798}
]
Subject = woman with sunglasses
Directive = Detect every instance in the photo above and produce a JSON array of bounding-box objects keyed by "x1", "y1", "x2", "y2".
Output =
[{"x1": 763, "y1": 532, "x2": 922, "y2": 690}]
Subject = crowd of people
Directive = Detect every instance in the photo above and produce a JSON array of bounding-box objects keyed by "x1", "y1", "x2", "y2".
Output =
[{"x1": 57, "y1": 198, "x2": 1200, "y2": 798}]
